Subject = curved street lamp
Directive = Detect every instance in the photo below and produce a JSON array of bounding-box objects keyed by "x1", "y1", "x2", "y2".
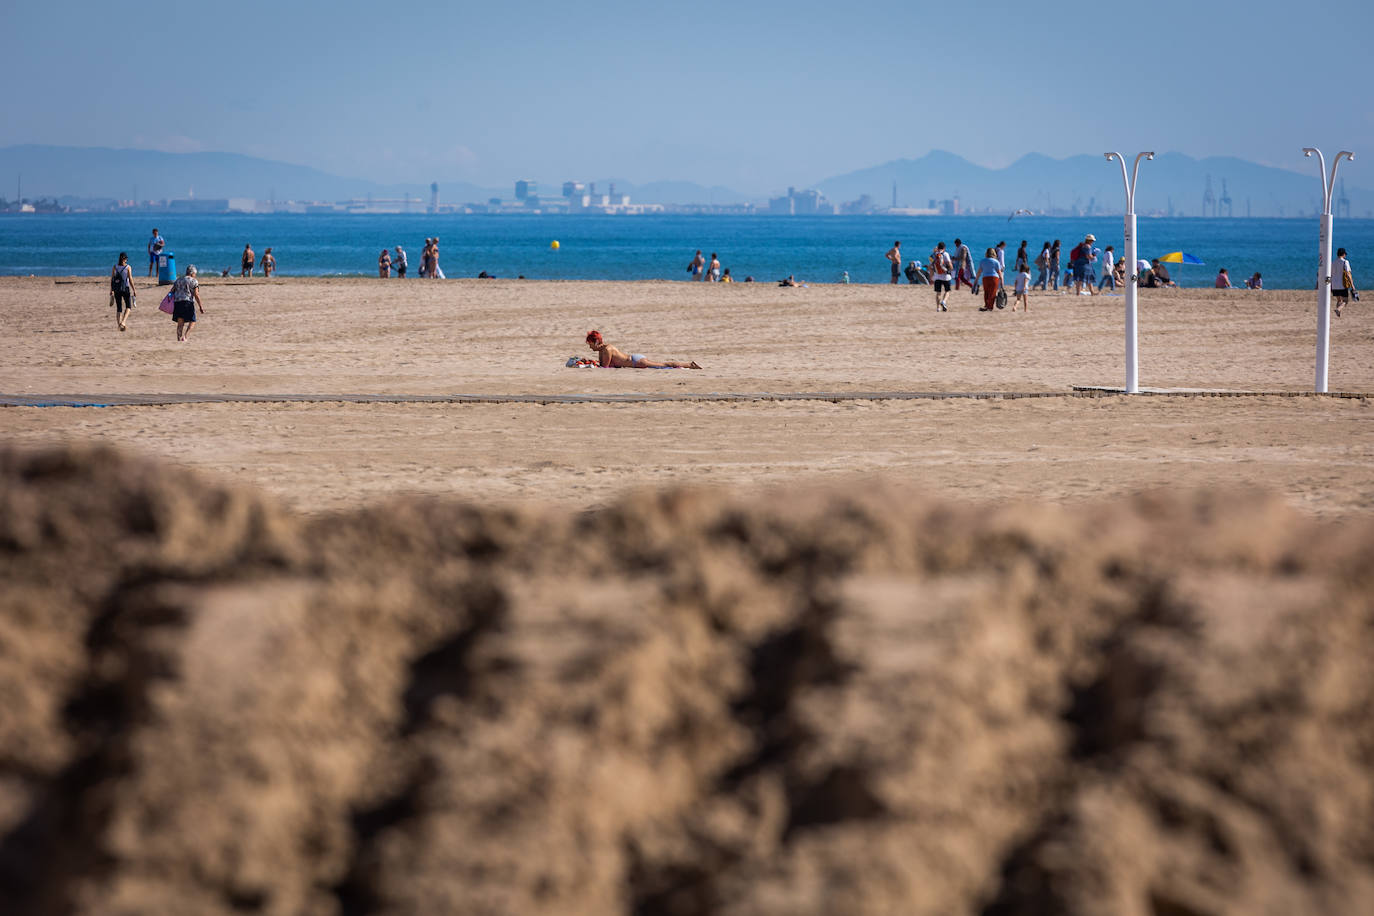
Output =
[
  {"x1": 1105, "y1": 152, "x2": 1154, "y2": 393},
  {"x1": 1303, "y1": 148, "x2": 1355, "y2": 393}
]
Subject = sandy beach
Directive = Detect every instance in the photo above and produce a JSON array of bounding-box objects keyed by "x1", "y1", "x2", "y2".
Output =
[
  {"x1": 4, "y1": 274, "x2": 1374, "y2": 914},
  {"x1": 1, "y1": 275, "x2": 1371, "y2": 516}
]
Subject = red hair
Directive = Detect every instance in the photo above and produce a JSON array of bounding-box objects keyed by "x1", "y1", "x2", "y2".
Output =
[{"x1": 586, "y1": 330, "x2": 603, "y2": 345}]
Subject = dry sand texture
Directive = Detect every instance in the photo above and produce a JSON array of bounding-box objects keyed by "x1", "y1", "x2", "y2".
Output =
[
  {"x1": 1, "y1": 276, "x2": 1372, "y2": 516},
  {"x1": 2, "y1": 445, "x2": 1373, "y2": 915}
]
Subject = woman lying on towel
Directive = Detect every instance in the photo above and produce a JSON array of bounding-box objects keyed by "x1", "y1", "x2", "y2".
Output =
[{"x1": 586, "y1": 330, "x2": 702, "y2": 369}]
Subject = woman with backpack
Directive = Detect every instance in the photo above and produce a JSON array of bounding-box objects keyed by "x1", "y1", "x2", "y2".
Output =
[{"x1": 110, "y1": 252, "x2": 136, "y2": 333}]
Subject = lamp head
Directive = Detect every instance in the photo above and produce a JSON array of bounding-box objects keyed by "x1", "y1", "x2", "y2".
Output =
[
  {"x1": 1303, "y1": 148, "x2": 1317, "y2": 158},
  {"x1": 1145, "y1": 152, "x2": 1155, "y2": 160}
]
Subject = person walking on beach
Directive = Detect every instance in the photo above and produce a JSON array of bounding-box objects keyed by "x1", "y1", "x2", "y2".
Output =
[
  {"x1": 689, "y1": 250, "x2": 705, "y2": 280},
  {"x1": 170, "y1": 264, "x2": 204, "y2": 342},
  {"x1": 1011, "y1": 260, "x2": 1031, "y2": 312},
  {"x1": 977, "y1": 248, "x2": 1004, "y2": 311},
  {"x1": 378, "y1": 248, "x2": 391, "y2": 278},
  {"x1": 430, "y1": 237, "x2": 443, "y2": 278},
  {"x1": 1014, "y1": 240, "x2": 1029, "y2": 274},
  {"x1": 1034, "y1": 241, "x2": 1051, "y2": 290},
  {"x1": 241, "y1": 243, "x2": 255, "y2": 277},
  {"x1": 1097, "y1": 245, "x2": 1116, "y2": 291},
  {"x1": 419, "y1": 239, "x2": 432, "y2": 278},
  {"x1": 585, "y1": 330, "x2": 702, "y2": 368},
  {"x1": 147, "y1": 228, "x2": 164, "y2": 277},
  {"x1": 1332, "y1": 248, "x2": 1356, "y2": 317},
  {"x1": 1050, "y1": 240, "x2": 1062, "y2": 291},
  {"x1": 886, "y1": 241, "x2": 902, "y2": 284},
  {"x1": 261, "y1": 247, "x2": 276, "y2": 277},
  {"x1": 930, "y1": 242, "x2": 953, "y2": 311},
  {"x1": 708, "y1": 252, "x2": 721, "y2": 282},
  {"x1": 995, "y1": 241, "x2": 1008, "y2": 273},
  {"x1": 393, "y1": 245, "x2": 407, "y2": 278},
  {"x1": 953, "y1": 238, "x2": 974, "y2": 292},
  {"x1": 110, "y1": 252, "x2": 136, "y2": 333}
]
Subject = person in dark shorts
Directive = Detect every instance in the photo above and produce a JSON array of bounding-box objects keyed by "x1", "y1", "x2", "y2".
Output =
[
  {"x1": 241, "y1": 243, "x2": 255, "y2": 277},
  {"x1": 147, "y1": 228, "x2": 164, "y2": 277},
  {"x1": 1332, "y1": 247, "x2": 1357, "y2": 317},
  {"x1": 170, "y1": 264, "x2": 204, "y2": 342},
  {"x1": 929, "y1": 242, "x2": 953, "y2": 311},
  {"x1": 886, "y1": 241, "x2": 902, "y2": 284},
  {"x1": 110, "y1": 252, "x2": 136, "y2": 332}
]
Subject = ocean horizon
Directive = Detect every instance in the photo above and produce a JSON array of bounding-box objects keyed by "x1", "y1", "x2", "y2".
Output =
[{"x1": 1, "y1": 212, "x2": 1367, "y2": 290}]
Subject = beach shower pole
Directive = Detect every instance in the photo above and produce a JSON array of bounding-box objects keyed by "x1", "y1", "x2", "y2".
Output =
[
  {"x1": 1106, "y1": 152, "x2": 1153, "y2": 393},
  {"x1": 1302, "y1": 148, "x2": 1354, "y2": 393}
]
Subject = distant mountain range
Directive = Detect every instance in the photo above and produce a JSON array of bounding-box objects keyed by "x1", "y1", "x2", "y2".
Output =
[
  {"x1": 817, "y1": 150, "x2": 1371, "y2": 218},
  {"x1": 0, "y1": 144, "x2": 1367, "y2": 218}
]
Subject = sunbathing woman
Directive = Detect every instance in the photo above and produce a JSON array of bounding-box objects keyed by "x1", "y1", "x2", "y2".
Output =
[{"x1": 586, "y1": 330, "x2": 702, "y2": 368}]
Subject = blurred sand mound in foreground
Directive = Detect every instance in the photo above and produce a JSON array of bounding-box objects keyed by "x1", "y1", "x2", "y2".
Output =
[{"x1": 2, "y1": 444, "x2": 1373, "y2": 916}]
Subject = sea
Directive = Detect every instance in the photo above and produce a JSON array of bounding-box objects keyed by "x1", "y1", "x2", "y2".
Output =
[{"x1": 1, "y1": 212, "x2": 1369, "y2": 290}]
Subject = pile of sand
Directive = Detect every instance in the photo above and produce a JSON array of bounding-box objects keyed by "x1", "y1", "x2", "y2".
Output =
[{"x1": 2, "y1": 444, "x2": 1373, "y2": 915}]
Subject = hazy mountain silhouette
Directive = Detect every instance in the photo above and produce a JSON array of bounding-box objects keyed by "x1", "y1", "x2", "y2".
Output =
[
  {"x1": 814, "y1": 150, "x2": 1369, "y2": 218},
  {"x1": 0, "y1": 145, "x2": 500, "y2": 204},
  {"x1": 1, "y1": 145, "x2": 1366, "y2": 217}
]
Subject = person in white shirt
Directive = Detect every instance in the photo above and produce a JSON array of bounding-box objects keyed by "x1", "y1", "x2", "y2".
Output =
[
  {"x1": 1332, "y1": 247, "x2": 1356, "y2": 317},
  {"x1": 1012, "y1": 266, "x2": 1031, "y2": 312},
  {"x1": 147, "y1": 228, "x2": 164, "y2": 277},
  {"x1": 1097, "y1": 245, "x2": 1116, "y2": 291}
]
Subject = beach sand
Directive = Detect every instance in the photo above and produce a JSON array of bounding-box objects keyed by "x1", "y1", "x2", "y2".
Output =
[
  {"x1": 1, "y1": 276, "x2": 1371, "y2": 515},
  {"x1": 3, "y1": 275, "x2": 1374, "y2": 913}
]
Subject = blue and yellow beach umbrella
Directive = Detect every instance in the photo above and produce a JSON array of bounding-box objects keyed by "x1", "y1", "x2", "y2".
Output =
[{"x1": 1157, "y1": 251, "x2": 1205, "y2": 265}]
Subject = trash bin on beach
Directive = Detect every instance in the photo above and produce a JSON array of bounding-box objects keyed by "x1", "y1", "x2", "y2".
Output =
[{"x1": 157, "y1": 252, "x2": 175, "y2": 285}]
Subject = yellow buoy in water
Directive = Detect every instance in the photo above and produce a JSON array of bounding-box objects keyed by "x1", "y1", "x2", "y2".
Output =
[{"x1": 550, "y1": 240, "x2": 560, "y2": 250}]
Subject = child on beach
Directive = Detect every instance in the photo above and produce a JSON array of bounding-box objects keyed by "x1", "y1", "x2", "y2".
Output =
[
  {"x1": 585, "y1": 330, "x2": 703, "y2": 369},
  {"x1": 1012, "y1": 264, "x2": 1030, "y2": 312}
]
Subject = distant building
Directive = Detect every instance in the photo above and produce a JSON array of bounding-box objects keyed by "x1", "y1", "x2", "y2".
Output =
[
  {"x1": 515, "y1": 180, "x2": 537, "y2": 201},
  {"x1": 562, "y1": 181, "x2": 585, "y2": 199},
  {"x1": 768, "y1": 186, "x2": 834, "y2": 215},
  {"x1": 840, "y1": 194, "x2": 875, "y2": 215}
]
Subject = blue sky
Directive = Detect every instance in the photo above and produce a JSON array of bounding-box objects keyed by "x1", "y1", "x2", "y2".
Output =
[{"x1": 3, "y1": 0, "x2": 1368, "y2": 194}]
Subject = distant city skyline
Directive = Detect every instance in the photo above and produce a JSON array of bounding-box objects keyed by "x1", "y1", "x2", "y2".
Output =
[
  {"x1": 2, "y1": 144, "x2": 1370, "y2": 219},
  {"x1": 2, "y1": 0, "x2": 1368, "y2": 197}
]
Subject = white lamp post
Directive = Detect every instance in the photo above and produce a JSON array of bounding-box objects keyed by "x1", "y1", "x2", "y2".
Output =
[
  {"x1": 1302, "y1": 148, "x2": 1355, "y2": 393},
  {"x1": 1105, "y1": 152, "x2": 1154, "y2": 393}
]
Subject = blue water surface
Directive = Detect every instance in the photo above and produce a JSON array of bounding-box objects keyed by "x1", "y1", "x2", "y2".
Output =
[{"x1": 1, "y1": 212, "x2": 1368, "y2": 289}]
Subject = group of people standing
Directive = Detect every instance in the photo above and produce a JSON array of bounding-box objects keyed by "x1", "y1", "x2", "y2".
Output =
[
  {"x1": 379, "y1": 239, "x2": 445, "y2": 278},
  {"x1": 1026, "y1": 237, "x2": 1118, "y2": 294},
  {"x1": 688, "y1": 250, "x2": 731, "y2": 282}
]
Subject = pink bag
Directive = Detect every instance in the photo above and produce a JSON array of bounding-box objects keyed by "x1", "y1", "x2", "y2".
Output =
[{"x1": 159, "y1": 291, "x2": 175, "y2": 314}]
